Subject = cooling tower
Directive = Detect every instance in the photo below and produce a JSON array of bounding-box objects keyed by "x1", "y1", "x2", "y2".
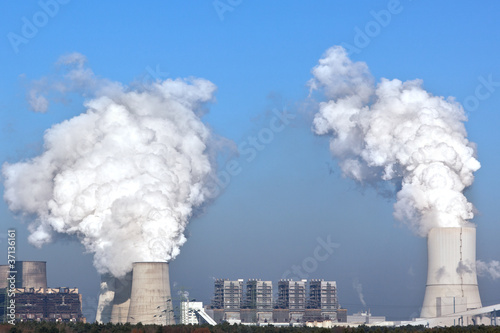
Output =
[
  {"x1": 127, "y1": 262, "x2": 174, "y2": 325},
  {"x1": 110, "y1": 272, "x2": 132, "y2": 324},
  {"x1": 96, "y1": 274, "x2": 115, "y2": 323},
  {"x1": 96, "y1": 272, "x2": 134, "y2": 324},
  {"x1": 0, "y1": 261, "x2": 47, "y2": 289},
  {"x1": 18, "y1": 261, "x2": 47, "y2": 289},
  {"x1": 0, "y1": 265, "x2": 9, "y2": 288},
  {"x1": 420, "y1": 227, "x2": 482, "y2": 318}
]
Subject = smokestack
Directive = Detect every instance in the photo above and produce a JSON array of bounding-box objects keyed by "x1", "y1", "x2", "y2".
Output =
[
  {"x1": 421, "y1": 227, "x2": 482, "y2": 317},
  {"x1": 127, "y1": 262, "x2": 174, "y2": 325}
]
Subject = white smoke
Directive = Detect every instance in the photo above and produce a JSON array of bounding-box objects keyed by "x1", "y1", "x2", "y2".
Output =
[
  {"x1": 95, "y1": 275, "x2": 115, "y2": 323},
  {"x1": 178, "y1": 290, "x2": 190, "y2": 301},
  {"x1": 310, "y1": 46, "x2": 480, "y2": 236},
  {"x1": 27, "y1": 52, "x2": 118, "y2": 113},
  {"x1": 476, "y1": 260, "x2": 500, "y2": 280},
  {"x1": 3, "y1": 54, "x2": 219, "y2": 277},
  {"x1": 352, "y1": 278, "x2": 366, "y2": 307}
]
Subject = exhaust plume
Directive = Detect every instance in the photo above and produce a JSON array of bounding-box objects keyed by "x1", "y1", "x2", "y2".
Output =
[
  {"x1": 3, "y1": 54, "x2": 218, "y2": 277},
  {"x1": 310, "y1": 46, "x2": 480, "y2": 236},
  {"x1": 352, "y1": 278, "x2": 366, "y2": 307},
  {"x1": 476, "y1": 260, "x2": 500, "y2": 280}
]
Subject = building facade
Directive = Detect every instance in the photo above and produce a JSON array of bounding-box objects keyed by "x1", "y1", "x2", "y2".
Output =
[
  {"x1": 3, "y1": 288, "x2": 85, "y2": 323},
  {"x1": 308, "y1": 279, "x2": 338, "y2": 320},
  {"x1": 243, "y1": 279, "x2": 273, "y2": 323},
  {"x1": 211, "y1": 278, "x2": 342, "y2": 325},
  {"x1": 212, "y1": 279, "x2": 244, "y2": 323},
  {"x1": 277, "y1": 279, "x2": 307, "y2": 322}
]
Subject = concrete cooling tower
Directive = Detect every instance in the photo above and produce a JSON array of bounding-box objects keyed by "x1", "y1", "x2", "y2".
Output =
[
  {"x1": 0, "y1": 265, "x2": 9, "y2": 289},
  {"x1": 421, "y1": 227, "x2": 482, "y2": 318},
  {"x1": 95, "y1": 272, "x2": 133, "y2": 323},
  {"x1": 0, "y1": 261, "x2": 47, "y2": 289},
  {"x1": 96, "y1": 262, "x2": 174, "y2": 325},
  {"x1": 110, "y1": 272, "x2": 133, "y2": 324},
  {"x1": 127, "y1": 262, "x2": 174, "y2": 325}
]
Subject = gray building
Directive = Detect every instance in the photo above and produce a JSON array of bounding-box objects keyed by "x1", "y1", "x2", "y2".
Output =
[
  {"x1": 277, "y1": 279, "x2": 306, "y2": 310},
  {"x1": 212, "y1": 279, "x2": 244, "y2": 323},
  {"x1": 277, "y1": 279, "x2": 307, "y2": 322},
  {"x1": 243, "y1": 279, "x2": 272, "y2": 323},
  {"x1": 245, "y1": 279, "x2": 273, "y2": 310},
  {"x1": 210, "y1": 278, "x2": 344, "y2": 325},
  {"x1": 308, "y1": 279, "x2": 338, "y2": 321}
]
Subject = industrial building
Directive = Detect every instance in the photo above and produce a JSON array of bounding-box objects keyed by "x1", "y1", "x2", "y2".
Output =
[
  {"x1": 211, "y1": 279, "x2": 244, "y2": 323},
  {"x1": 210, "y1": 278, "x2": 342, "y2": 325},
  {"x1": 347, "y1": 311, "x2": 386, "y2": 325},
  {"x1": 0, "y1": 261, "x2": 85, "y2": 323},
  {"x1": 276, "y1": 279, "x2": 307, "y2": 323},
  {"x1": 180, "y1": 301, "x2": 216, "y2": 325},
  {"x1": 307, "y1": 279, "x2": 338, "y2": 321},
  {"x1": 241, "y1": 279, "x2": 273, "y2": 323}
]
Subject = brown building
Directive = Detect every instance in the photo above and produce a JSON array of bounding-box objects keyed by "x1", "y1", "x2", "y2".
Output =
[{"x1": 9, "y1": 287, "x2": 85, "y2": 323}]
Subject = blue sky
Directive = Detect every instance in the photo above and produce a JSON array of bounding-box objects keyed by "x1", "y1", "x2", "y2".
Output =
[{"x1": 1, "y1": 1, "x2": 500, "y2": 322}]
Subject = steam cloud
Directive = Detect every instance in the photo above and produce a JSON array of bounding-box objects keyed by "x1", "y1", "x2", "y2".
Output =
[
  {"x1": 310, "y1": 46, "x2": 480, "y2": 236},
  {"x1": 3, "y1": 54, "x2": 218, "y2": 277},
  {"x1": 476, "y1": 260, "x2": 500, "y2": 280},
  {"x1": 352, "y1": 278, "x2": 366, "y2": 307}
]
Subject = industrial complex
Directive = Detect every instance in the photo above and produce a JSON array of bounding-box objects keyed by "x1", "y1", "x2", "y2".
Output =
[
  {"x1": 2, "y1": 226, "x2": 500, "y2": 328},
  {"x1": 94, "y1": 226, "x2": 500, "y2": 327},
  {"x1": 0, "y1": 261, "x2": 85, "y2": 323},
  {"x1": 202, "y1": 278, "x2": 342, "y2": 325}
]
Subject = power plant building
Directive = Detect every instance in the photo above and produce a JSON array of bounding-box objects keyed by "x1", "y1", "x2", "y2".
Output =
[
  {"x1": 211, "y1": 279, "x2": 244, "y2": 323},
  {"x1": 180, "y1": 301, "x2": 216, "y2": 325},
  {"x1": 307, "y1": 279, "x2": 338, "y2": 321},
  {"x1": 210, "y1": 278, "x2": 343, "y2": 325},
  {"x1": 212, "y1": 279, "x2": 244, "y2": 310},
  {"x1": 241, "y1": 279, "x2": 273, "y2": 323},
  {"x1": 8, "y1": 288, "x2": 85, "y2": 322},
  {"x1": 0, "y1": 261, "x2": 85, "y2": 323},
  {"x1": 277, "y1": 279, "x2": 307, "y2": 323}
]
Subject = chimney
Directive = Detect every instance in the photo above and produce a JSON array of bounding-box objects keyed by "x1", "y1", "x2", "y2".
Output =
[{"x1": 421, "y1": 227, "x2": 482, "y2": 317}]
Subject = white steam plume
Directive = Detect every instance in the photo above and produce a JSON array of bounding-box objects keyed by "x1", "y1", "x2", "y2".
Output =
[
  {"x1": 352, "y1": 278, "x2": 366, "y2": 307},
  {"x1": 3, "y1": 54, "x2": 219, "y2": 277},
  {"x1": 476, "y1": 260, "x2": 500, "y2": 280},
  {"x1": 310, "y1": 46, "x2": 480, "y2": 236}
]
